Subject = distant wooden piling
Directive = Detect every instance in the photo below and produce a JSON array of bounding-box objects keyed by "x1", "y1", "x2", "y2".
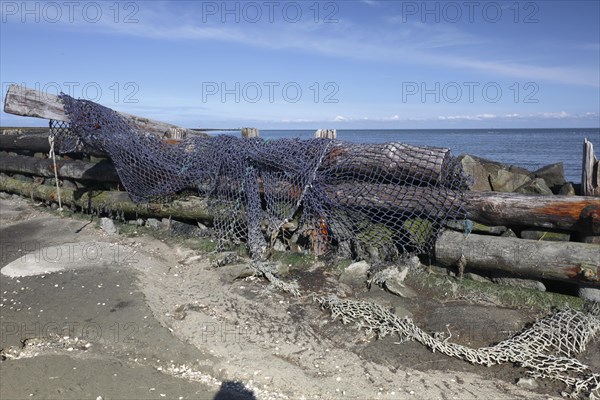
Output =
[
  {"x1": 582, "y1": 138, "x2": 600, "y2": 197},
  {"x1": 241, "y1": 128, "x2": 259, "y2": 138},
  {"x1": 315, "y1": 129, "x2": 336, "y2": 139}
]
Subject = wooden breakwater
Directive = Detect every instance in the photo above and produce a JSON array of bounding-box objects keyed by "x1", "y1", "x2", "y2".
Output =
[{"x1": 1, "y1": 85, "x2": 599, "y2": 296}]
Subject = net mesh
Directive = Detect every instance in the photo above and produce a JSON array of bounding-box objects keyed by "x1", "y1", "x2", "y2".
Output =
[
  {"x1": 314, "y1": 295, "x2": 600, "y2": 399},
  {"x1": 49, "y1": 94, "x2": 600, "y2": 398},
  {"x1": 52, "y1": 93, "x2": 468, "y2": 260}
]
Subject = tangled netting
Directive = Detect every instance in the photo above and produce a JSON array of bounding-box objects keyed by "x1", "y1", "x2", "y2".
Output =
[
  {"x1": 315, "y1": 296, "x2": 600, "y2": 398},
  {"x1": 51, "y1": 94, "x2": 467, "y2": 260},
  {"x1": 48, "y1": 95, "x2": 599, "y2": 398}
]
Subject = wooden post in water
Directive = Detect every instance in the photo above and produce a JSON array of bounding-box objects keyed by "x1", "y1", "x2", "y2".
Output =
[
  {"x1": 241, "y1": 128, "x2": 259, "y2": 138},
  {"x1": 315, "y1": 129, "x2": 336, "y2": 139},
  {"x1": 582, "y1": 138, "x2": 600, "y2": 197}
]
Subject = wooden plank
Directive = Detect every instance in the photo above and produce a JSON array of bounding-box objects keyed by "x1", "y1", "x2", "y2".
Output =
[
  {"x1": 3, "y1": 84, "x2": 204, "y2": 138},
  {"x1": 435, "y1": 230, "x2": 600, "y2": 287}
]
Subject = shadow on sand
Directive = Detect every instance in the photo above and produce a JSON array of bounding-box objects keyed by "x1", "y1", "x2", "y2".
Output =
[{"x1": 213, "y1": 381, "x2": 257, "y2": 400}]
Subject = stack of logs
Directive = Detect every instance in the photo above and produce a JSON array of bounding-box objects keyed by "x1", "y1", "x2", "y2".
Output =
[{"x1": 1, "y1": 84, "x2": 599, "y2": 294}]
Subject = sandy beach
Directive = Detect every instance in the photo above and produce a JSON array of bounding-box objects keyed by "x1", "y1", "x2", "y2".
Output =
[{"x1": 1, "y1": 194, "x2": 596, "y2": 399}]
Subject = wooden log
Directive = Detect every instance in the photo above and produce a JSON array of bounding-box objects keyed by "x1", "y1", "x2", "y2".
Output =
[
  {"x1": 0, "y1": 175, "x2": 212, "y2": 221},
  {"x1": 321, "y1": 142, "x2": 453, "y2": 184},
  {"x1": 3, "y1": 84, "x2": 204, "y2": 138},
  {"x1": 315, "y1": 129, "x2": 336, "y2": 139},
  {"x1": 0, "y1": 154, "x2": 120, "y2": 182},
  {"x1": 1, "y1": 149, "x2": 597, "y2": 234},
  {"x1": 435, "y1": 230, "x2": 600, "y2": 287},
  {"x1": 323, "y1": 183, "x2": 463, "y2": 218},
  {"x1": 241, "y1": 128, "x2": 259, "y2": 138},
  {"x1": 582, "y1": 138, "x2": 600, "y2": 197},
  {"x1": 0, "y1": 133, "x2": 107, "y2": 157},
  {"x1": 464, "y1": 191, "x2": 600, "y2": 234}
]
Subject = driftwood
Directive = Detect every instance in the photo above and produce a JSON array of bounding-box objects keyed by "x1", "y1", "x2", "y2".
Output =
[
  {"x1": 3, "y1": 84, "x2": 203, "y2": 138},
  {"x1": 0, "y1": 154, "x2": 119, "y2": 182},
  {"x1": 321, "y1": 142, "x2": 452, "y2": 184},
  {"x1": 0, "y1": 175, "x2": 212, "y2": 221},
  {"x1": 465, "y1": 191, "x2": 600, "y2": 234},
  {"x1": 582, "y1": 138, "x2": 600, "y2": 197},
  {"x1": 435, "y1": 230, "x2": 600, "y2": 287}
]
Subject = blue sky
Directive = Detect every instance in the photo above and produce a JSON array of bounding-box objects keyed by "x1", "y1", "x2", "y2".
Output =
[{"x1": 1, "y1": 0, "x2": 599, "y2": 129}]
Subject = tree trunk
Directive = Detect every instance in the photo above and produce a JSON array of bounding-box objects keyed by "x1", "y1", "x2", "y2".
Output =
[
  {"x1": 0, "y1": 175, "x2": 213, "y2": 222},
  {"x1": 464, "y1": 191, "x2": 600, "y2": 234},
  {"x1": 0, "y1": 154, "x2": 120, "y2": 182},
  {"x1": 0, "y1": 132, "x2": 105, "y2": 157},
  {"x1": 320, "y1": 142, "x2": 453, "y2": 184},
  {"x1": 435, "y1": 230, "x2": 600, "y2": 287}
]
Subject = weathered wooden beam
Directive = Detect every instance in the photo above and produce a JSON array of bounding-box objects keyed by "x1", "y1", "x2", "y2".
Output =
[
  {"x1": 0, "y1": 175, "x2": 212, "y2": 221},
  {"x1": 582, "y1": 138, "x2": 600, "y2": 197},
  {"x1": 3, "y1": 84, "x2": 204, "y2": 138},
  {"x1": 435, "y1": 230, "x2": 600, "y2": 287},
  {"x1": 0, "y1": 154, "x2": 119, "y2": 182},
  {"x1": 464, "y1": 191, "x2": 600, "y2": 234},
  {"x1": 241, "y1": 127, "x2": 259, "y2": 138}
]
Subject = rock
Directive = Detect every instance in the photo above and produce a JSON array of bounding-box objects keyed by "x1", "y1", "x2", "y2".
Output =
[
  {"x1": 558, "y1": 182, "x2": 576, "y2": 196},
  {"x1": 533, "y1": 163, "x2": 566, "y2": 193},
  {"x1": 0, "y1": 192, "x2": 10, "y2": 199},
  {"x1": 458, "y1": 154, "x2": 493, "y2": 191},
  {"x1": 168, "y1": 219, "x2": 208, "y2": 237},
  {"x1": 464, "y1": 272, "x2": 489, "y2": 283},
  {"x1": 212, "y1": 252, "x2": 239, "y2": 268},
  {"x1": 578, "y1": 287, "x2": 600, "y2": 302},
  {"x1": 217, "y1": 264, "x2": 255, "y2": 283},
  {"x1": 62, "y1": 179, "x2": 77, "y2": 189},
  {"x1": 428, "y1": 265, "x2": 452, "y2": 276},
  {"x1": 197, "y1": 221, "x2": 208, "y2": 230},
  {"x1": 145, "y1": 218, "x2": 160, "y2": 229},
  {"x1": 128, "y1": 218, "x2": 144, "y2": 226},
  {"x1": 273, "y1": 239, "x2": 287, "y2": 252},
  {"x1": 489, "y1": 169, "x2": 532, "y2": 192},
  {"x1": 514, "y1": 178, "x2": 553, "y2": 195},
  {"x1": 520, "y1": 230, "x2": 570, "y2": 241},
  {"x1": 492, "y1": 277, "x2": 546, "y2": 292},
  {"x1": 459, "y1": 154, "x2": 533, "y2": 192},
  {"x1": 100, "y1": 217, "x2": 118, "y2": 235},
  {"x1": 582, "y1": 236, "x2": 600, "y2": 244},
  {"x1": 160, "y1": 218, "x2": 172, "y2": 230},
  {"x1": 516, "y1": 377, "x2": 538, "y2": 389},
  {"x1": 501, "y1": 228, "x2": 518, "y2": 238},
  {"x1": 339, "y1": 260, "x2": 370, "y2": 288}
]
